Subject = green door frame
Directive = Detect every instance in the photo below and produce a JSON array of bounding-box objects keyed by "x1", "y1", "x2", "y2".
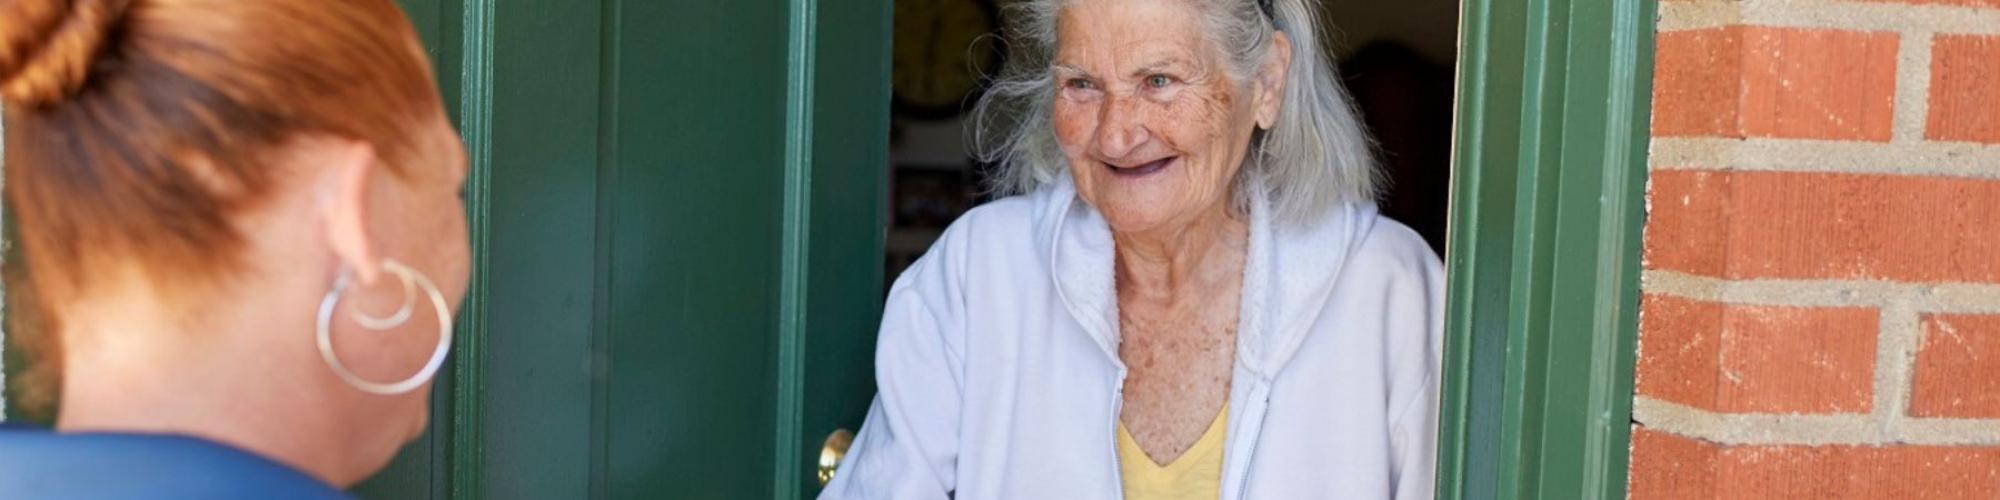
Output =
[
  {"x1": 1436, "y1": 0, "x2": 1657, "y2": 498},
  {"x1": 785, "y1": 0, "x2": 895, "y2": 498}
]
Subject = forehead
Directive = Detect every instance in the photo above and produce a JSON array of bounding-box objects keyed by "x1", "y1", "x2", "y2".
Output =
[{"x1": 1053, "y1": 0, "x2": 1214, "y2": 70}]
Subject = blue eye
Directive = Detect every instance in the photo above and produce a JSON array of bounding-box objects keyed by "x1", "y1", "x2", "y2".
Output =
[{"x1": 1146, "y1": 74, "x2": 1173, "y2": 88}]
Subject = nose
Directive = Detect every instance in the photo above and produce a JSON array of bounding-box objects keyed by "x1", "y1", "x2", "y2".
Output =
[{"x1": 1093, "y1": 93, "x2": 1150, "y2": 160}]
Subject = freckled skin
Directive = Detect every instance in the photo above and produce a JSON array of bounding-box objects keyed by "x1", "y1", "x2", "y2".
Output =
[
  {"x1": 1050, "y1": 0, "x2": 1289, "y2": 465},
  {"x1": 1053, "y1": 3, "x2": 1253, "y2": 237}
]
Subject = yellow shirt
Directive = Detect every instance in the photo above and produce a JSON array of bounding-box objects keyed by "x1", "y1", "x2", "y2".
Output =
[{"x1": 1116, "y1": 405, "x2": 1228, "y2": 500}]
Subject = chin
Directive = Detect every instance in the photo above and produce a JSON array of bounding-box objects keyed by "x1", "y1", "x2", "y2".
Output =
[
  {"x1": 344, "y1": 445, "x2": 399, "y2": 488},
  {"x1": 1086, "y1": 182, "x2": 1211, "y2": 232},
  {"x1": 1076, "y1": 167, "x2": 1225, "y2": 235},
  {"x1": 349, "y1": 417, "x2": 423, "y2": 485},
  {"x1": 1094, "y1": 202, "x2": 1182, "y2": 235},
  {"x1": 346, "y1": 402, "x2": 428, "y2": 482}
]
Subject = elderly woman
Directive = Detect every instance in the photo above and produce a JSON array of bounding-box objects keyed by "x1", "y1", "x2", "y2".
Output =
[
  {"x1": 823, "y1": 0, "x2": 1440, "y2": 498},
  {"x1": 0, "y1": 0, "x2": 466, "y2": 497}
]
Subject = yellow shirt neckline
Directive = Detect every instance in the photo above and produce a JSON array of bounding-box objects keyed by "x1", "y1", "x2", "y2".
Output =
[{"x1": 1116, "y1": 404, "x2": 1228, "y2": 499}]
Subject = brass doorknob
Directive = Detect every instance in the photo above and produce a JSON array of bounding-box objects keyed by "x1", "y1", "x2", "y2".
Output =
[{"x1": 818, "y1": 428, "x2": 855, "y2": 487}]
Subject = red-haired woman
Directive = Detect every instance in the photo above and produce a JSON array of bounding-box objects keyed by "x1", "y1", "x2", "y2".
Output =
[{"x1": 0, "y1": 0, "x2": 468, "y2": 497}]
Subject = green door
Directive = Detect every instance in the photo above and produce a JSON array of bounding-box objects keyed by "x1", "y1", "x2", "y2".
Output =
[{"x1": 356, "y1": 0, "x2": 890, "y2": 498}]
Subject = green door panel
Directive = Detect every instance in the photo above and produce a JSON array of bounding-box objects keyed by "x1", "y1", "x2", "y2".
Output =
[
  {"x1": 472, "y1": 0, "x2": 604, "y2": 496},
  {"x1": 603, "y1": 0, "x2": 790, "y2": 497},
  {"x1": 359, "y1": 0, "x2": 888, "y2": 498}
]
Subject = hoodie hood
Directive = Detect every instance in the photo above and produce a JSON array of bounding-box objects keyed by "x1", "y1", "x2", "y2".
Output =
[{"x1": 1031, "y1": 175, "x2": 1381, "y2": 380}]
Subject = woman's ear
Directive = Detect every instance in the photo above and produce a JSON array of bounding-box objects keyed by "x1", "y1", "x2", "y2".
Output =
[
  {"x1": 1255, "y1": 31, "x2": 1294, "y2": 130},
  {"x1": 316, "y1": 138, "x2": 384, "y2": 285}
]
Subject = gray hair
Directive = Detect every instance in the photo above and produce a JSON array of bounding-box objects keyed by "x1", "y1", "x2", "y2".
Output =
[{"x1": 970, "y1": 0, "x2": 1379, "y2": 223}]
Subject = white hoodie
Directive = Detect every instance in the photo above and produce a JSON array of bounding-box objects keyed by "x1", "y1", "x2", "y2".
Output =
[{"x1": 822, "y1": 177, "x2": 1443, "y2": 500}]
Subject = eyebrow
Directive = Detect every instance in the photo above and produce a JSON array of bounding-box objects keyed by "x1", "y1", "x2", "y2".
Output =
[
  {"x1": 1050, "y1": 58, "x2": 1191, "y2": 79},
  {"x1": 1051, "y1": 63, "x2": 1089, "y2": 76},
  {"x1": 1129, "y1": 58, "x2": 1189, "y2": 77}
]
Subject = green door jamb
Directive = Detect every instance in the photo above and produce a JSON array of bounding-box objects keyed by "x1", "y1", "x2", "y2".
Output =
[
  {"x1": 1436, "y1": 0, "x2": 1657, "y2": 498},
  {"x1": 782, "y1": 1, "x2": 892, "y2": 500}
]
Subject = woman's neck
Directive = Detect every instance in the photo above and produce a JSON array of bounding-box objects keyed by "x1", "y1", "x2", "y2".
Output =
[
  {"x1": 52, "y1": 287, "x2": 362, "y2": 488},
  {"x1": 1112, "y1": 203, "x2": 1250, "y2": 302}
]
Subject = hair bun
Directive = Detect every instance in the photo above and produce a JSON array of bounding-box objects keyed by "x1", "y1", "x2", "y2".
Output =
[{"x1": 0, "y1": 0, "x2": 130, "y2": 107}]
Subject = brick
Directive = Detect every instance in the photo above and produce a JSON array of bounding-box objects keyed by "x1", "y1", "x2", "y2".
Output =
[
  {"x1": 1643, "y1": 170, "x2": 1731, "y2": 277},
  {"x1": 1654, "y1": 27, "x2": 1899, "y2": 141},
  {"x1": 1645, "y1": 170, "x2": 2000, "y2": 282},
  {"x1": 1637, "y1": 295, "x2": 1878, "y2": 414},
  {"x1": 1637, "y1": 295, "x2": 1725, "y2": 409},
  {"x1": 1654, "y1": 28, "x2": 1746, "y2": 138},
  {"x1": 1630, "y1": 429, "x2": 1718, "y2": 500},
  {"x1": 1912, "y1": 314, "x2": 2000, "y2": 418},
  {"x1": 1632, "y1": 430, "x2": 2000, "y2": 499},
  {"x1": 1928, "y1": 35, "x2": 2000, "y2": 144}
]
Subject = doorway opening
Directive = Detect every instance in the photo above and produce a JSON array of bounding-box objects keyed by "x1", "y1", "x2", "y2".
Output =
[{"x1": 882, "y1": 0, "x2": 1463, "y2": 283}]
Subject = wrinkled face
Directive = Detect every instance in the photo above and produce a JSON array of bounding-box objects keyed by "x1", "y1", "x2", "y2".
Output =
[{"x1": 1051, "y1": 0, "x2": 1268, "y2": 234}]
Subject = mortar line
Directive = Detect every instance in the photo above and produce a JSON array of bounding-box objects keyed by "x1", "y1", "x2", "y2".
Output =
[
  {"x1": 1892, "y1": 31, "x2": 1934, "y2": 144},
  {"x1": 1634, "y1": 396, "x2": 2000, "y2": 446},
  {"x1": 1657, "y1": 1, "x2": 1741, "y2": 32},
  {"x1": 1872, "y1": 300, "x2": 1921, "y2": 436},
  {"x1": 1642, "y1": 270, "x2": 2000, "y2": 314},
  {"x1": 1651, "y1": 137, "x2": 2000, "y2": 179},
  {"x1": 1659, "y1": 0, "x2": 2000, "y2": 35}
]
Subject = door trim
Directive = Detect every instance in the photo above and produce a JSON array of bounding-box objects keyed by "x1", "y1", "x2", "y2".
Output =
[
  {"x1": 790, "y1": 0, "x2": 891, "y2": 497},
  {"x1": 452, "y1": 0, "x2": 495, "y2": 498},
  {"x1": 1436, "y1": 0, "x2": 1657, "y2": 497},
  {"x1": 773, "y1": 0, "x2": 820, "y2": 496}
]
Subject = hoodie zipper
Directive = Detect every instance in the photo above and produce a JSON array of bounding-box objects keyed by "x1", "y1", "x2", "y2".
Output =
[
  {"x1": 1219, "y1": 382, "x2": 1273, "y2": 500},
  {"x1": 1110, "y1": 369, "x2": 1128, "y2": 499},
  {"x1": 1236, "y1": 393, "x2": 1270, "y2": 500}
]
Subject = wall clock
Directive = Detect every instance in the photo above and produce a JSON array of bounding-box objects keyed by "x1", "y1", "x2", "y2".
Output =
[{"x1": 893, "y1": 0, "x2": 1002, "y2": 120}]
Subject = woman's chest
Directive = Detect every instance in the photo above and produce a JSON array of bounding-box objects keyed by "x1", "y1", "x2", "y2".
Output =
[{"x1": 1116, "y1": 299, "x2": 1239, "y2": 465}]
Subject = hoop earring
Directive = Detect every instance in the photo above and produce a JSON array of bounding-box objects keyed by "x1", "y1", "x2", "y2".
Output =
[
  {"x1": 351, "y1": 267, "x2": 417, "y2": 331},
  {"x1": 316, "y1": 259, "x2": 454, "y2": 396}
]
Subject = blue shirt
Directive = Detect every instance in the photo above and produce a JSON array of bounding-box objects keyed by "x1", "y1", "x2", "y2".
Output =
[{"x1": 0, "y1": 424, "x2": 352, "y2": 499}]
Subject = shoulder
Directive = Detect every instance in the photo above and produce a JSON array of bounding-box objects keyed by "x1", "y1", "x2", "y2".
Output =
[
  {"x1": 0, "y1": 427, "x2": 352, "y2": 500},
  {"x1": 1311, "y1": 213, "x2": 1444, "y2": 346},
  {"x1": 1350, "y1": 215, "x2": 1442, "y2": 280},
  {"x1": 1345, "y1": 216, "x2": 1444, "y2": 371},
  {"x1": 897, "y1": 194, "x2": 1043, "y2": 283},
  {"x1": 934, "y1": 194, "x2": 1040, "y2": 251},
  {"x1": 884, "y1": 194, "x2": 1046, "y2": 311},
  {"x1": 875, "y1": 194, "x2": 1049, "y2": 360}
]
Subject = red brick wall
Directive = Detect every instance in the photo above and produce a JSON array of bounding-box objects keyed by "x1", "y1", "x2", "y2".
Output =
[{"x1": 1634, "y1": 1, "x2": 2000, "y2": 498}]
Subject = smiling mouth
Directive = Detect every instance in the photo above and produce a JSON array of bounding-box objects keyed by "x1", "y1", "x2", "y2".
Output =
[{"x1": 1105, "y1": 157, "x2": 1176, "y2": 177}]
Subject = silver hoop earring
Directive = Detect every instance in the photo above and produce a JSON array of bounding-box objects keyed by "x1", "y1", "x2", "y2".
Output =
[
  {"x1": 316, "y1": 259, "x2": 454, "y2": 396},
  {"x1": 351, "y1": 268, "x2": 417, "y2": 331}
]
